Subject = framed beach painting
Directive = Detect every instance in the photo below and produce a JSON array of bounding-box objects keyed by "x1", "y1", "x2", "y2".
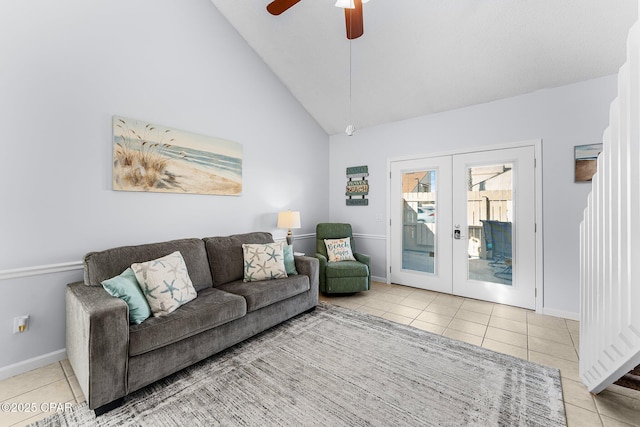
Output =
[
  {"x1": 574, "y1": 143, "x2": 603, "y2": 183},
  {"x1": 112, "y1": 116, "x2": 242, "y2": 195}
]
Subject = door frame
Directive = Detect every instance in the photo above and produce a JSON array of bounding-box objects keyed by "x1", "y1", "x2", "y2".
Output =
[{"x1": 386, "y1": 139, "x2": 544, "y2": 312}]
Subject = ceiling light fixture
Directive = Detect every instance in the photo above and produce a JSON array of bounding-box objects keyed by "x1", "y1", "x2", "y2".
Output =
[
  {"x1": 335, "y1": 0, "x2": 369, "y2": 8},
  {"x1": 334, "y1": 0, "x2": 354, "y2": 8}
]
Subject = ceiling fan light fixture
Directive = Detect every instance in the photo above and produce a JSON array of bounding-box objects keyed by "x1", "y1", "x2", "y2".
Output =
[
  {"x1": 335, "y1": 0, "x2": 368, "y2": 8},
  {"x1": 345, "y1": 124, "x2": 356, "y2": 136},
  {"x1": 335, "y1": 0, "x2": 355, "y2": 9}
]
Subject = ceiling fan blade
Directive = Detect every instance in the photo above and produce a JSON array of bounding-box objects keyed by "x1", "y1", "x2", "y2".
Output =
[
  {"x1": 267, "y1": 0, "x2": 302, "y2": 16},
  {"x1": 344, "y1": 0, "x2": 364, "y2": 39}
]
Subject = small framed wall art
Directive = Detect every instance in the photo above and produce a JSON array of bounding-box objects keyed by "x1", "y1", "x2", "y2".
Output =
[
  {"x1": 346, "y1": 165, "x2": 369, "y2": 206},
  {"x1": 574, "y1": 143, "x2": 603, "y2": 183}
]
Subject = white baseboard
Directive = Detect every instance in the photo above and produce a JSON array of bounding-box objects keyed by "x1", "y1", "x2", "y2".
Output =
[
  {"x1": 0, "y1": 349, "x2": 67, "y2": 381},
  {"x1": 541, "y1": 307, "x2": 580, "y2": 321},
  {"x1": 371, "y1": 275, "x2": 386, "y2": 283}
]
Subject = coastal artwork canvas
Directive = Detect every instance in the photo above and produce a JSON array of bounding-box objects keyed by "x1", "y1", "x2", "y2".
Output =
[
  {"x1": 575, "y1": 143, "x2": 603, "y2": 182},
  {"x1": 113, "y1": 116, "x2": 242, "y2": 195}
]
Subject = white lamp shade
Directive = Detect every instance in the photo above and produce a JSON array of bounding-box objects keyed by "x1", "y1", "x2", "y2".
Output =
[{"x1": 277, "y1": 211, "x2": 301, "y2": 229}]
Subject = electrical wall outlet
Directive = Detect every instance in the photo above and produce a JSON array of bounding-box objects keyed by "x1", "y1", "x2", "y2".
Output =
[{"x1": 13, "y1": 315, "x2": 29, "y2": 334}]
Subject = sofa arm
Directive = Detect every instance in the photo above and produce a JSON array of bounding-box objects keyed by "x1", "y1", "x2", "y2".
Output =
[
  {"x1": 294, "y1": 256, "x2": 319, "y2": 304},
  {"x1": 66, "y1": 282, "x2": 129, "y2": 410}
]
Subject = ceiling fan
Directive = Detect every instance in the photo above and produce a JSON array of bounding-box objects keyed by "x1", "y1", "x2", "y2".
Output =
[{"x1": 266, "y1": 0, "x2": 368, "y2": 40}]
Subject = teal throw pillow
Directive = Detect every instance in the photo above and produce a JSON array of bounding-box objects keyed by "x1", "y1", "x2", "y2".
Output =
[
  {"x1": 283, "y1": 245, "x2": 298, "y2": 276},
  {"x1": 102, "y1": 267, "x2": 152, "y2": 325}
]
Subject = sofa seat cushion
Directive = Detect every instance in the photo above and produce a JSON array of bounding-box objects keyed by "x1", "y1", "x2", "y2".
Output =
[
  {"x1": 129, "y1": 287, "x2": 246, "y2": 357},
  {"x1": 217, "y1": 275, "x2": 309, "y2": 313},
  {"x1": 325, "y1": 261, "x2": 369, "y2": 278}
]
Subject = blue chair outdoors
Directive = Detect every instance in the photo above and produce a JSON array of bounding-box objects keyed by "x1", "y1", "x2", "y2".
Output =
[{"x1": 481, "y1": 220, "x2": 512, "y2": 279}]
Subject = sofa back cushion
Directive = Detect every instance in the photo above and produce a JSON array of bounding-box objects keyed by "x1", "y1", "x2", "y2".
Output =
[
  {"x1": 84, "y1": 238, "x2": 213, "y2": 291},
  {"x1": 204, "y1": 232, "x2": 274, "y2": 287}
]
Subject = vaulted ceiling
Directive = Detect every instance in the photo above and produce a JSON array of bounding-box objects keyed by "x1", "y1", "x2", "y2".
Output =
[{"x1": 211, "y1": 1, "x2": 638, "y2": 135}]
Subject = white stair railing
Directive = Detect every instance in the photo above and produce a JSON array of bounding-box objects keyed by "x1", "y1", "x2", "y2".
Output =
[{"x1": 580, "y1": 8, "x2": 640, "y2": 394}]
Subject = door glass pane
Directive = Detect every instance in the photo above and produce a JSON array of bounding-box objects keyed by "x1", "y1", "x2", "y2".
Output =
[
  {"x1": 466, "y1": 164, "x2": 513, "y2": 285},
  {"x1": 402, "y1": 170, "x2": 437, "y2": 274}
]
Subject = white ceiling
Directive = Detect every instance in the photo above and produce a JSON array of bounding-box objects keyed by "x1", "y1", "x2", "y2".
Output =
[{"x1": 211, "y1": 0, "x2": 638, "y2": 135}]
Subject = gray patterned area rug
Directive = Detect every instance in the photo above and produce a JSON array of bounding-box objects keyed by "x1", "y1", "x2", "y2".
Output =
[{"x1": 35, "y1": 303, "x2": 566, "y2": 426}]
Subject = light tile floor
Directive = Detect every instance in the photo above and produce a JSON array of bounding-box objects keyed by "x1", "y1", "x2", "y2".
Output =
[
  {"x1": 1, "y1": 281, "x2": 638, "y2": 426},
  {"x1": 0, "y1": 359, "x2": 84, "y2": 426}
]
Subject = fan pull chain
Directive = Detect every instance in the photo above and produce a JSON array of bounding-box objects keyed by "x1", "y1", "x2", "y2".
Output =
[{"x1": 346, "y1": 36, "x2": 356, "y2": 136}]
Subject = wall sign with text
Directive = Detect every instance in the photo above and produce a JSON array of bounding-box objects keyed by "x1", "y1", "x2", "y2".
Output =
[{"x1": 346, "y1": 165, "x2": 369, "y2": 206}]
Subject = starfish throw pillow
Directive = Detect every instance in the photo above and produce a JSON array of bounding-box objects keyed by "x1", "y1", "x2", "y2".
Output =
[
  {"x1": 132, "y1": 251, "x2": 197, "y2": 317},
  {"x1": 242, "y1": 242, "x2": 288, "y2": 282}
]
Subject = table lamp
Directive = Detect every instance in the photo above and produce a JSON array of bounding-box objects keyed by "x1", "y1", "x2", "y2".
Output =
[{"x1": 277, "y1": 211, "x2": 301, "y2": 245}]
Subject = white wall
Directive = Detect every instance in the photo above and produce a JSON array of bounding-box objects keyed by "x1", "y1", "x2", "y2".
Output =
[
  {"x1": 329, "y1": 75, "x2": 618, "y2": 317},
  {"x1": 0, "y1": 0, "x2": 328, "y2": 374}
]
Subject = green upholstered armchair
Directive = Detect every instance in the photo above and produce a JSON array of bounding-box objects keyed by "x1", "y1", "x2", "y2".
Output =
[{"x1": 315, "y1": 223, "x2": 371, "y2": 294}]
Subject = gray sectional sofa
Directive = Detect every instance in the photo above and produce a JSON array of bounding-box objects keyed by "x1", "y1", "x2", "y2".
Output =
[{"x1": 66, "y1": 232, "x2": 319, "y2": 414}]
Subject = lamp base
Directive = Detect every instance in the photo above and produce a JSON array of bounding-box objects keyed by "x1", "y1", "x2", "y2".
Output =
[{"x1": 286, "y1": 234, "x2": 294, "y2": 246}]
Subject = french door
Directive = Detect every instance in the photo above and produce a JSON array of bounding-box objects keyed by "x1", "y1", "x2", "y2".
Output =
[{"x1": 390, "y1": 146, "x2": 537, "y2": 309}]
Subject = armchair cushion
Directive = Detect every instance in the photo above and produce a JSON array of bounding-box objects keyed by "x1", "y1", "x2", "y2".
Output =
[{"x1": 325, "y1": 261, "x2": 369, "y2": 278}]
